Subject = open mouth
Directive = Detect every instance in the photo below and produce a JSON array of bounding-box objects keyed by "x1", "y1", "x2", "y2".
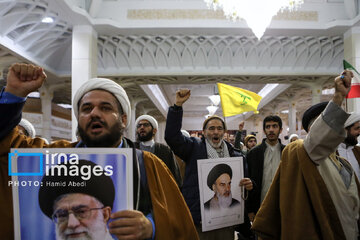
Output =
[
  {"x1": 212, "y1": 137, "x2": 220, "y2": 142},
  {"x1": 89, "y1": 122, "x2": 104, "y2": 133}
]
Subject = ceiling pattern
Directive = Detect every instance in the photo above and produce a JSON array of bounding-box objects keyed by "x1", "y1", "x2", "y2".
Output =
[
  {"x1": 98, "y1": 35, "x2": 344, "y2": 74},
  {"x1": 0, "y1": 0, "x2": 72, "y2": 64}
]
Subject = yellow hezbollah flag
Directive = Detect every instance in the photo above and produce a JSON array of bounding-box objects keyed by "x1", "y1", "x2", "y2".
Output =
[{"x1": 217, "y1": 83, "x2": 262, "y2": 117}]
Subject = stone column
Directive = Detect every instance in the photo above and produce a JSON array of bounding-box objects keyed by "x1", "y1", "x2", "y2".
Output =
[
  {"x1": 310, "y1": 83, "x2": 322, "y2": 105},
  {"x1": 288, "y1": 99, "x2": 297, "y2": 135},
  {"x1": 71, "y1": 25, "x2": 98, "y2": 141},
  {"x1": 128, "y1": 100, "x2": 137, "y2": 142},
  {"x1": 297, "y1": 117, "x2": 302, "y2": 137},
  {"x1": 157, "y1": 121, "x2": 166, "y2": 144},
  {"x1": 39, "y1": 85, "x2": 53, "y2": 142}
]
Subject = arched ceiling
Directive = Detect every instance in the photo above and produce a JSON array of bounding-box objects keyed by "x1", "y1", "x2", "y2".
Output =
[{"x1": 0, "y1": 0, "x2": 359, "y2": 130}]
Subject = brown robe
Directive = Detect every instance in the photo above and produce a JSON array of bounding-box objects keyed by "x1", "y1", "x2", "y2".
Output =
[
  {"x1": 252, "y1": 140, "x2": 360, "y2": 240},
  {"x1": 354, "y1": 146, "x2": 360, "y2": 167},
  {"x1": 0, "y1": 127, "x2": 199, "y2": 240}
]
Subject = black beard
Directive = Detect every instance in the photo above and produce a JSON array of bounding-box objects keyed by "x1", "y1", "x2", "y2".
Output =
[
  {"x1": 137, "y1": 130, "x2": 153, "y2": 142},
  {"x1": 344, "y1": 134, "x2": 358, "y2": 147},
  {"x1": 78, "y1": 120, "x2": 124, "y2": 147}
]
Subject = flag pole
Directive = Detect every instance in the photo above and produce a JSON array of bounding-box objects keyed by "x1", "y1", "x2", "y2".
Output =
[{"x1": 345, "y1": 98, "x2": 348, "y2": 112}]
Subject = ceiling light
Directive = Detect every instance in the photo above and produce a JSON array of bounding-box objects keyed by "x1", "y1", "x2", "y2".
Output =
[
  {"x1": 322, "y1": 88, "x2": 335, "y2": 95},
  {"x1": 209, "y1": 95, "x2": 221, "y2": 106},
  {"x1": 41, "y1": 17, "x2": 54, "y2": 23},
  {"x1": 204, "y1": 0, "x2": 304, "y2": 39},
  {"x1": 28, "y1": 92, "x2": 40, "y2": 98},
  {"x1": 57, "y1": 103, "x2": 72, "y2": 109}
]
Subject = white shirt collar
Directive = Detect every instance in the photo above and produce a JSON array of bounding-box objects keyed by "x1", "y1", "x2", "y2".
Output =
[
  {"x1": 140, "y1": 139, "x2": 155, "y2": 147},
  {"x1": 339, "y1": 142, "x2": 354, "y2": 150}
]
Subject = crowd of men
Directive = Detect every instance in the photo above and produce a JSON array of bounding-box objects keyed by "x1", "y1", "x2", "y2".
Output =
[{"x1": 0, "y1": 63, "x2": 360, "y2": 240}]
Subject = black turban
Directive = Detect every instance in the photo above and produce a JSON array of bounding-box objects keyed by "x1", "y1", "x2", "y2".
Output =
[
  {"x1": 207, "y1": 163, "x2": 232, "y2": 190},
  {"x1": 302, "y1": 102, "x2": 328, "y2": 132},
  {"x1": 38, "y1": 160, "x2": 115, "y2": 219}
]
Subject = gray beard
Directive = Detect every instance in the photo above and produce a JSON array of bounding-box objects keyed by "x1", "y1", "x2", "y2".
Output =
[
  {"x1": 216, "y1": 191, "x2": 232, "y2": 208},
  {"x1": 206, "y1": 136, "x2": 223, "y2": 148}
]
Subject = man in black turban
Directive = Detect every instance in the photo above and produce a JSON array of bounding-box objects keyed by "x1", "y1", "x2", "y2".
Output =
[
  {"x1": 38, "y1": 160, "x2": 115, "y2": 240},
  {"x1": 204, "y1": 163, "x2": 240, "y2": 211}
]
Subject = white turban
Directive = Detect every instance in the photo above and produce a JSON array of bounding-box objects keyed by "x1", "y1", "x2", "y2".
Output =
[
  {"x1": 345, "y1": 112, "x2": 360, "y2": 128},
  {"x1": 19, "y1": 118, "x2": 36, "y2": 138},
  {"x1": 289, "y1": 134, "x2": 299, "y2": 142},
  {"x1": 73, "y1": 78, "x2": 131, "y2": 127},
  {"x1": 135, "y1": 115, "x2": 158, "y2": 130}
]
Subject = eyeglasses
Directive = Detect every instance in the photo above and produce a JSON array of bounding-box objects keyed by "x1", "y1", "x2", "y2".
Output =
[
  {"x1": 52, "y1": 207, "x2": 104, "y2": 224},
  {"x1": 136, "y1": 123, "x2": 151, "y2": 128}
]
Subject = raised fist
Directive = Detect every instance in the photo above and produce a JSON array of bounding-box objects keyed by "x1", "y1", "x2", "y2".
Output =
[
  {"x1": 5, "y1": 63, "x2": 47, "y2": 97},
  {"x1": 333, "y1": 70, "x2": 353, "y2": 106},
  {"x1": 175, "y1": 89, "x2": 191, "y2": 106}
]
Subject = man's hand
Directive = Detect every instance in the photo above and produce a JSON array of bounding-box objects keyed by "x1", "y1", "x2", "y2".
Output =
[
  {"x1": 175, "y1": 89, "x2": 191, "y2": 107},
  {"x1": 239, "y1": 178, "x2": 253, "y2": 191},
  {"x1": 333, "y1": 70, "x2": 353, "y2": 106},
  {"x1": 109, "y1": 210, "x2": 153, "y2": 240},
  {"x1": 248, "y1": 212, "x2": 255, "y2": 222},
  {"x1": 5, "y1": 63, "x2": 47, "y2": 97},
  {"x1": 239, "y1": 122, "x2": 244, "y2": 131}
]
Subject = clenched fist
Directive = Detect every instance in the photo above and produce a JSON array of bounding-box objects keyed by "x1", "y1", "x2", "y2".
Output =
[
  {"x1": 5, "y1": 63, "x2": 47, "y2": 97},
  {"x1": 175, "y1": 89, "x2": 191, "y2": 107},
  {"x1": 333, "y1": 70, "x2": 353, "y2": 106}
]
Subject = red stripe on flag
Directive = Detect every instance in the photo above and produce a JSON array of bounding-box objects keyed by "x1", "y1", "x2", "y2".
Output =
[{"x1": 346, "y1": 85, "x2": 360, "y2": 98}]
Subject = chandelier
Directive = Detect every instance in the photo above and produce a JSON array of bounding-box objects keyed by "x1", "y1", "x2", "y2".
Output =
[{"x1": 204, "y1": 0, "x2": 304, "y2": 39}]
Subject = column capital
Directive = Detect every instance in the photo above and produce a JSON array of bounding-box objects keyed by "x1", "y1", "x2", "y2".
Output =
[{"x1": 39, "y1": 84, "x2": 54, "y2": 100}]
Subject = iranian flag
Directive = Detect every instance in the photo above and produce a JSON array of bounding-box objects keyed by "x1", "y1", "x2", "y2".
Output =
[{"x1": 344, "y1": 60, "x2": 360, "y2": 98}]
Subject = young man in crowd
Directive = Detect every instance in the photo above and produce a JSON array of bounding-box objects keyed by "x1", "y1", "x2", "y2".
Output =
[{"x1": 246, "y1": 115, "x2": 285, "y2": 222}]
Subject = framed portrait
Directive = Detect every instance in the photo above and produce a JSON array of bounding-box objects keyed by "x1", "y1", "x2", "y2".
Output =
[
  {"x1": 197, "y1": 157, "x2": 244, "y2": 232},
  {"x1": 9, "y1": 148, "x2": 133, "y2": 240}
]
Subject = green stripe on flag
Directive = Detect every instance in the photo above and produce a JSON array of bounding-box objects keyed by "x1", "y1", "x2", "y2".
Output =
[{"x1": 343, "y1": 60, "x2": 360, "y2": 75}]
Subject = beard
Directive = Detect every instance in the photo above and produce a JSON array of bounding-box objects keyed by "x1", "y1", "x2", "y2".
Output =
[
  {"x1": 56, "y1": 212, "x2": 108, "y2": 240},
  {"x1": 205, "y1": 135, "x2": 223, "y2": 149},
  {"x1": 266, "y1": 132, "x2": 279, "y2": 141},
  {"x1": 216, "y1": 191, "x2": 232, "y2": 208},
  {"x1": 344, "y1": 134, "x2": 358, "y2": 146},
  {"x1": 78, "y1": 117, "x2": 124, "y2": 147},
  {"x1": 137, "y1": 130, "x2": 154, "y2": 142}
]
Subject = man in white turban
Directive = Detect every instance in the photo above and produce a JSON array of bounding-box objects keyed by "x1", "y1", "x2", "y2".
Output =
[
  {"x1": 288, "y1": 133, "x2": 299, "y2": 143},
  {"x1": 18, "y1": 118, "x2": 36, "y2": 138},
  {"x1": 135, "y1": 114, "x2": 182, "y2": 186},
  {"x1": 338, "y1": 112, "x2": 360, "y2": 179},
  {"x1": 0, "y1": 63, "x2": 198, "y2": 240}
]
